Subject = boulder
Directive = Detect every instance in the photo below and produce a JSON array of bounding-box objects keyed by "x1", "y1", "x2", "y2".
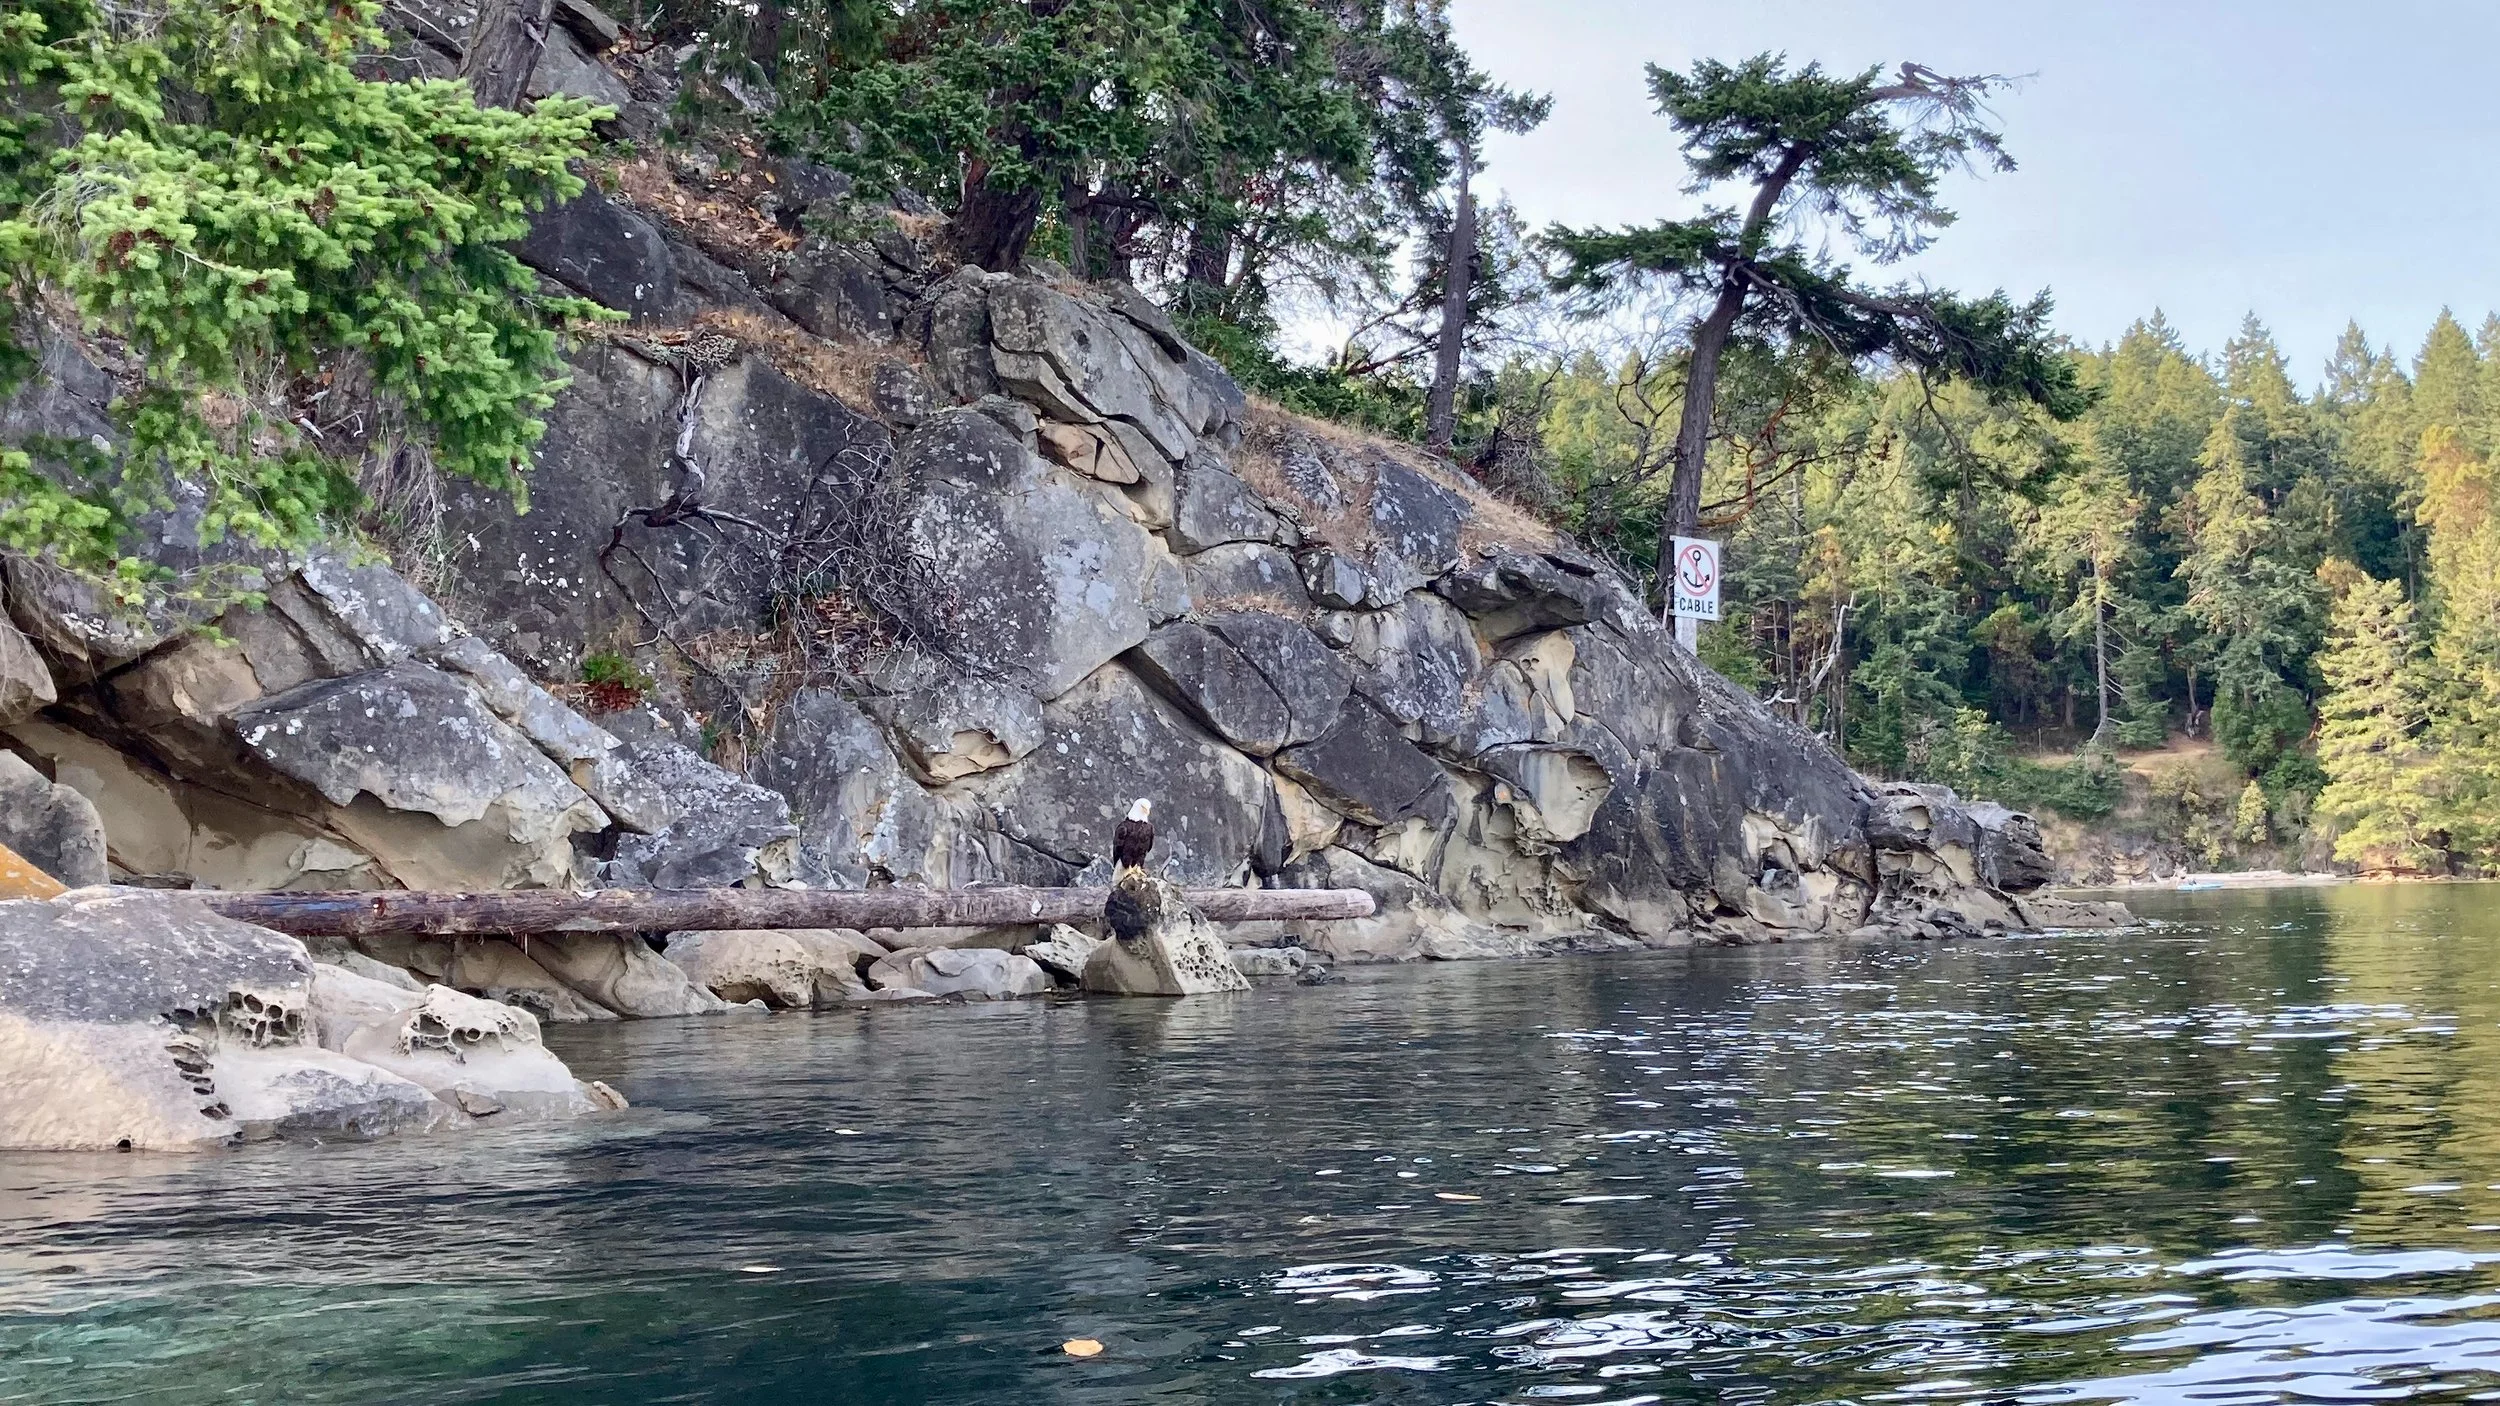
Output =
[
  {"x1": 1184, "y1": 542, "x2": 1311, "y2": 612},
  {"x1": 3, "y1": 554, "x2": 187, "y2": 672},
  {"x1": 1172, "y1": 450, "x2": 1289, "y2": 552},
  {"x1": 516, "y1": 190, "x2": 675, "y2": 321},
  {"x1": 601, "y1": 717, "x2": 797, "y2": 889},
  {"x1": 1227, "y1": 945, "x2": 1321, "y2": 978},
  {"x1": 294, "y1": 551, "x2": 457, "y2": 662},
  {"x1": 1434, "y1": 551, "x2": 1618, "y2": 641},
  {"x1": 1300, "y1": 548, "x2": 1369, "y2": 610},
  {"x1": 1078, "y1": 872, "x2": 1249, "y2": 996},
  {"x1": 662, "y1": 929, "x2": 818, "y2": 1009},
  {"x1": 528, "y1": 933, "x2": 731, "y2": 1018},
  {"x1": 0, "y1": 751, "x2": 107, "y2": 888},
  {"x1": 1273, "y1": 695, "x2": 1449, "y2": 828},
  {"x1": 231, "y1": 661, "x2": 609, "y2": 888},
  {"x1": 551, "y1": 0, "x2": 622, "y2": 51},
  {"x1": 1018, "y1": 924, "x2": 1100, "y2": 983},
  {"x1": 866, "y1": 946, "x2": 1052, "y2": 1000},
  {"x1": 987, "y1": 280, "x2": 1230, "y2": 462},
  {"x1": 959, "y1": 662, "x2": 1276, "y2": 885},
  {"x1": 427, "y1": 635, "x2": 671, "y2": 833},
  {"x1": 2012, "y1": 894, "x2": 2134, "y2": 931},
  {"x1": 767, "y1": 246, "x2": 897, "y2": 341},
  {"x1": 1335, "y1": 591, "x2": 1484, "y2": 750},
  {"x1": 919, "y1": 266, "x2": 1002, "y2": 403},
  {"x1": 1125, "y1": 610, "x2": 1347, "y2": 759},
  {"x1": 0, "y1": 608, "x2": 54, "y2": 723},
  {"x1": 1275, "y1": 846, "x2": 1524, "y2": 964},
  {"x1": 1870, "y1": 785, "x2": 2056, "y2": 895},
  {"x1": 439, "y1": 938, "x2": 619, "y2": 1024},
  {"x1": 439, "y1": 350, "x2": 888, "y2": 668},
  {"x1": 0, "y1": 892, "x2": 605, "y2": 1150},
  {"x1": 864, "y1": 673, "x2": 1045, "y2": 783},
  {"x1": 871, "y1": 360, "x2": 940, "y2": 428},
  {"x1": 752, "y1": 689, "x2": 943, "y2": 887},
  {"x1": 1037, "y1": 421, "x2": 1142, "y2": 485},
  {"x1": 897, "y1": 409, "x2": 1158, "y2": 701},
  {"x1": 524, "y1": 23, "x2": 631, "y2": 107},
  {"x1": 1126, "y1": 622, "x2": 1296, "y2": 758},
  {"x1": 307, "y1": 961, "x2": 425, "y2": 1049},
  {"x1": 339, "y1": 984, "x2": 607, "y2": 1120},
  {"x1": 788, "y1": 928, "x2": 890, "y2": 1004},
  {"x1": 1361, "y1": 460, "x2": 1468, "y2": 603}
]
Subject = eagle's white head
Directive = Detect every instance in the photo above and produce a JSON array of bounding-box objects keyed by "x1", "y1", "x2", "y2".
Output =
[{"x1": 1127, "y1": 798, "x2": 1153, "y2": 822}]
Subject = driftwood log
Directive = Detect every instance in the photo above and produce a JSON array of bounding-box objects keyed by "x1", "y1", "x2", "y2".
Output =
[{"x1": 187, "y1": 886, "x2": 1377, "y2": 938}]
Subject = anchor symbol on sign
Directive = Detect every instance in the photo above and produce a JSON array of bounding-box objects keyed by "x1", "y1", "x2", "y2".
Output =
[{"x1": 1677, "y1": 543, "x2": 1715, "y2": 595}]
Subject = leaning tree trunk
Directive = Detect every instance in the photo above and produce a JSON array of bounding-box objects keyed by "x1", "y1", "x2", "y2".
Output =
[
  {"x1": 948, "y1": 163, "x2": 1045, "y2": 272},
  {"x1": 461, "y1": 0, "x2": 553, "y2": 110},
  {"x1": 1655, "y1": 274, "x2": 1748, "y2": 608},
  {"x1": 1425, "y1": 147, "x2": 1477, "y2": 457}
]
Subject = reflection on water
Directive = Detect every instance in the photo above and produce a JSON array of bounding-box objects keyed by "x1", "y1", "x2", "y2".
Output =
[{"x1": 8, "y1": 886, "x2": 2500, "y2": 1403}]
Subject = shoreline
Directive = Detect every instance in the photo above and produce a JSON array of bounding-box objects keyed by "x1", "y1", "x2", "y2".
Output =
[{"x1": 2063, "y1": 868, "x2": 2500, "y2": 894}]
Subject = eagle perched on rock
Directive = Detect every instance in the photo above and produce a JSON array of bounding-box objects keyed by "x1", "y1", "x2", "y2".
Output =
[
  {"x1": 1106, "y1": 798, "x2": 1154, "y2": 945},
  {"x1": 1113, "y1": 798, "x2": 1154, "y2": 873}
]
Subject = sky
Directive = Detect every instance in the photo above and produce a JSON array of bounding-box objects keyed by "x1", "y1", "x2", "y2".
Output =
[{"x1": 1447, "y1": 0, "x2": 2500, "y2": 382}]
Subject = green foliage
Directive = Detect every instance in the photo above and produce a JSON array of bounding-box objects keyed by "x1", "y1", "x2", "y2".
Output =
[
  {"x1": 1543, "y1": 52, "x2": 2089, "y2": 479},
  {"x1": 2233, "y1": 778, "x2": 2270, "y2": 844},
  {"x1": 579, "y1": 650, "x2": 652, "y2": 689},
  {"x1": 0, "y1": 0, "x2": 603, "y2": 583}
]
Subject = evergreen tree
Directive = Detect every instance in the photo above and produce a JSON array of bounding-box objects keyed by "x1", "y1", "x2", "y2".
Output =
[
  {"x1": 2411, "y1": 310, "x2": 2483, "y2": 454},
  {"x1": 0, "y1": 0, "x2": 601, "y2": 588},
  {"x1": 2416, "y1": 425, "x2": 2500, "y2": 862},
  {"x1": 2312, "y1": 567, "x2": 2436, "y2": 870},
  {"x1": 1544, "y1": 55, "x2": 2087, "y2": 556},
  {"x1": 2233, "y1": 778, "x2": 2271, "y2": 845},
  {"x1": 2172, "y1": 409, "x2": 2322, "y2": 776}
]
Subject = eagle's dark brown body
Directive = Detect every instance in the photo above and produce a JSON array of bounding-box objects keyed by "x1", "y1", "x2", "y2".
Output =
[{"x1": 1113, "y1": 816, "x2": 1154, "y2": 871}]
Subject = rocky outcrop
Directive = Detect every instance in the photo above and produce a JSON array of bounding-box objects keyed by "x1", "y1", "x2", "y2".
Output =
[
  {"x1": 0, "y1": 890, "x2": 616, "y2": 1150},
  {"x1": 0, "y1": 157, "x2": 2107, "y2": 1030},
  {"x1": 0, "y1": 750, "x2": 106, "y2": 889}
]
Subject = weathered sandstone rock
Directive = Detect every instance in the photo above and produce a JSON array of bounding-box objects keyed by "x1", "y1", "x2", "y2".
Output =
[{"x1": 0, "y1": 892, "x2": 606, "y2": 1150}]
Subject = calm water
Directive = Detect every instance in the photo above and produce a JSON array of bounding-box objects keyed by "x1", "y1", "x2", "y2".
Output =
[{"x1": 10, "y1": 887, "x2": 2500, "y2": 1404}]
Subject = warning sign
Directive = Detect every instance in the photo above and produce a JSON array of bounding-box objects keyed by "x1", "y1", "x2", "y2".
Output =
[{"x1": 1670, "y1": 536, "x2": 1721, "y2": 621}]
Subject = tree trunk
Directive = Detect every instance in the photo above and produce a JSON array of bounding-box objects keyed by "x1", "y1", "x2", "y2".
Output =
[
  {"x1": 460, "y1": 0, "x2": 554, "y2": 110},
  {"x1": 1659, "y1": 143, "x2": 1810, "y2": 585},
  {"x1": 1180, "y1": 217, "x2": 1233, "y2": 318},
  {"x1": 947, "y1": 165, "x2": 1045, "y2": 272},
  {"x1": 1062, "y1": 178, "x2": 1093, "y2": 280},
  {"x1": 1660, "y1": 276, "x2": 1746, "y2": 553},
  {"x1": 2090, "y1": 559, "x2": 2112, "y2": 743},
  {"x1": 189, "y1": 885, "x2": 1378, "y2": 937},
  {"x1": 1425, "y1": 146, "x2": 1477, "y2": 457}
]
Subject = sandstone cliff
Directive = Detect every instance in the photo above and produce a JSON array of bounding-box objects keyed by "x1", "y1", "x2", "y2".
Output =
[{"x1": 0, "y1": 92, "x2": 2116, "y2": 1020}]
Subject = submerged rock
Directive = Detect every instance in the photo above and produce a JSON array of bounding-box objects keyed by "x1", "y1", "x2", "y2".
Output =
[{"x1": 866, "y1": 946, "x2": 1052, "y2": 1001}]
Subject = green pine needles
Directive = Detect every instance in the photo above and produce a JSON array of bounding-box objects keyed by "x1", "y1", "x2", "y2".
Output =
[{"x1": 0, "y1": 0, "x2": 606, "y2": 595}]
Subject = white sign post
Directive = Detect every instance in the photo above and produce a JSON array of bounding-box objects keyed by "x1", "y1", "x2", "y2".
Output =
[{"x1": 1668, "y1": 535, "x2": 1721, "y2": 651}]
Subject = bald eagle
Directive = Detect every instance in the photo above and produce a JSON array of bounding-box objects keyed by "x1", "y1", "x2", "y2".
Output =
[{"x1": 1113, "y1": 798, "x2": 1154, "y2": 873}]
